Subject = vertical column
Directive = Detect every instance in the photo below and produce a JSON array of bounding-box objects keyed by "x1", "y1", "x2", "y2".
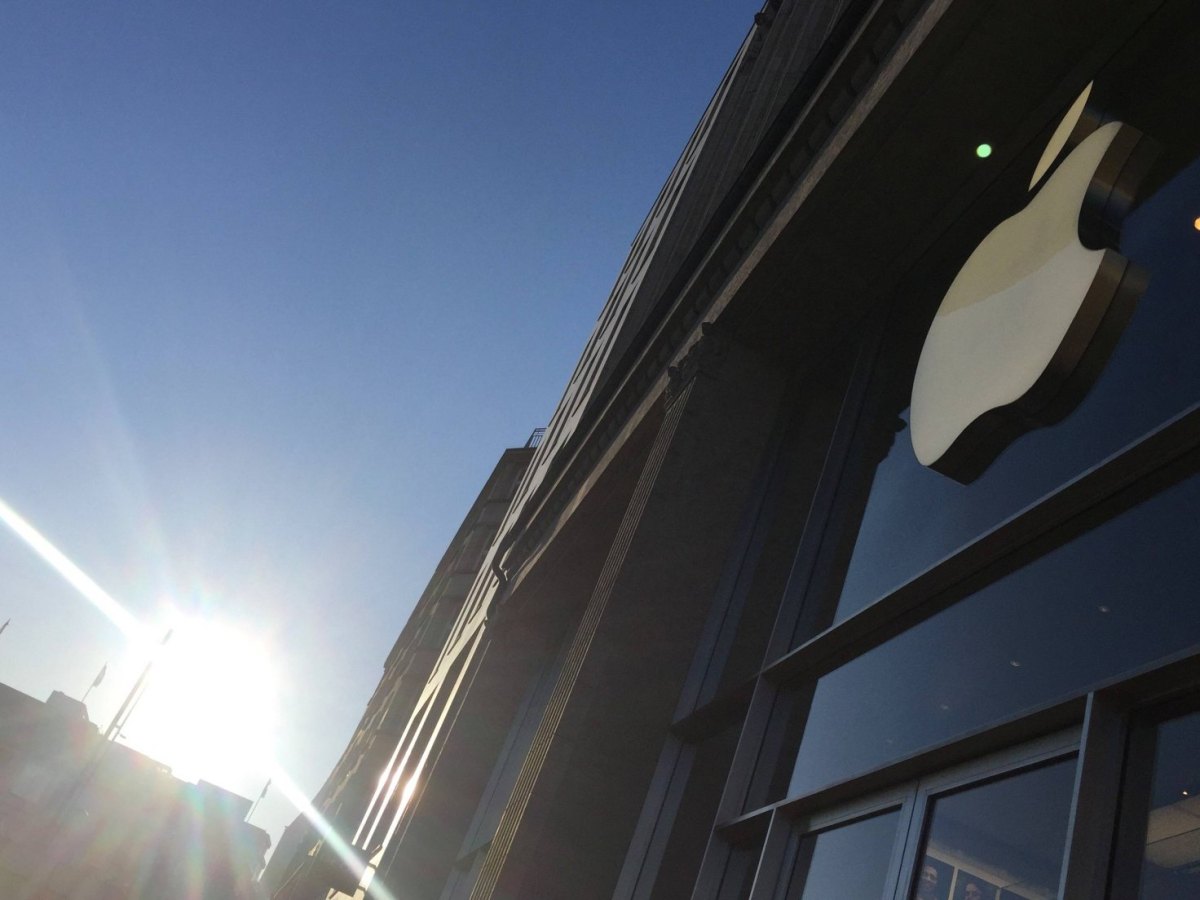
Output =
[{"x1": 470, "y1": 323, "x2": 785, "y2": 900}]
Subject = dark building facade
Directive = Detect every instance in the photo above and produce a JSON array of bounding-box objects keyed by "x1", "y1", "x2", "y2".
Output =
[
  {"x1": 0, "y1": 683, "x2": 269, "y2": 898},
  {"x1": 283, "y1": 1, "x2": 1200, "y2": 898},
  {"x1": 265, "y1": 440, "x2": 538, "y2": 898}
]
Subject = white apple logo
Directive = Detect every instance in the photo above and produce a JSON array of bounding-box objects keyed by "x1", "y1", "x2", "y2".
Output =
[{"x1": 910, "y1": 84, "x2": 1156, "y2": 482}]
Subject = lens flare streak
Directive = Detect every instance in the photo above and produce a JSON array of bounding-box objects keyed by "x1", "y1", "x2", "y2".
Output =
[
  {"x1": 269, "y1": 768, "x2": 399, "y2": 900},
  {"x1": 0, "y1": 496, "x2": 374, "y2": 897},
  {"x1": 0, "y1": 496, "x2": 143, "y2": 639}
]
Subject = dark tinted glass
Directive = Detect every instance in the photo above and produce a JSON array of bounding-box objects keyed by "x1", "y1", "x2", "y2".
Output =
[
  {"x1": 1135, "y1": 712, "x2": 1200, "y2": 898},
  {"x1": 785, "y1": 809, "x2": 900, "y2": 900},
  {"x1": 910, "y1": 759, "x2": 1075, "y2": 900},
  {"x1": 832, "y1": 155, "x2": 1200, "y2": 622},
  {"x1": 791, "y1": 467, "x2": 1200, "y2": 798}
]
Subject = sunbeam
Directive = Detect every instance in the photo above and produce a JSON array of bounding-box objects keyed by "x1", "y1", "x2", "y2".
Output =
[
  {"x1": 269, "y1": 768, "x2": 398, "y2": 900},
  {"x1": 0, "y1": 495, "x2": 371, "y2": 896},
  {"x1": 0, "y1": 495, "x2": 144, "y2": 640}
]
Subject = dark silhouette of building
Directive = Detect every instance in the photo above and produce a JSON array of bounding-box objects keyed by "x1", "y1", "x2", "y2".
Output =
[
  {"x1": 274, "y1": 1, "x2": 1200, "y2": 898},
  {"x1": 0, "y1": 682, "x2": 269, "y2": 898}
]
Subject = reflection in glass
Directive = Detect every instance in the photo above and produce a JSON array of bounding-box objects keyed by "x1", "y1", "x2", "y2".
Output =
[
  {"x1": 832, "y1": 156, "x2": 1200, "y2": 622},
  {"x1": 911, "y1": 759, "x2": 1075, "y2": 900},
  {"x1": 791, "y1": 467, "x2": 1200, "y2": 798},
  {"x1": 785, "y1": 809, "x2": 900, "y2": 899},
  {"x1": 1136, "y1": 712, "x2": 1200, "y2": 897}
]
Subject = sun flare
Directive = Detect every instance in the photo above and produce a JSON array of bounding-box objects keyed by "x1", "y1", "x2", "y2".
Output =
[{"x1": 119, "y1": 614, "x2": 279, "y2": 789}]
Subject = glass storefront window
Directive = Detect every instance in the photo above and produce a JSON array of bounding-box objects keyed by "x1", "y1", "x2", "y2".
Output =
[
  {"x1": 783, "y1": 809, "x2": 901, "y2": 900},
  {"x1": 831, "y1": 155, "x2": 1200, "y2": 622},
  {"x1": 1133, "y1": 711, "x2": 1200, "y2": 898},
  {"x1": 910, "y1": 759, "x2": 1075, "y2": 900},
  {"x1": 790, "y1": 465, "x2": 1200, "y2": 799}
]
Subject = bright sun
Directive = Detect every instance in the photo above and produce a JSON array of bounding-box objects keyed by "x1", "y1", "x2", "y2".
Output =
[{"x1": 119, "y1": 615, "x2": 279, "y2": 790}]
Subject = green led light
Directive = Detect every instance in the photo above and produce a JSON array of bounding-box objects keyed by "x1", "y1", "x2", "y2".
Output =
[{"x1": 976, "y1": 143, "x2": 993, "y2": 159}]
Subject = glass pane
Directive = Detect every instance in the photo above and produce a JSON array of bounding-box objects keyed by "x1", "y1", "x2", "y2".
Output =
[
  {"x1": 786, "y1": 808, "x2": 900, "y2": 900},
  {"x1": 791, "y1": 466, "x2": 1200, "y2": 799},
  {"x1": 831, "y1": 154, "x2": 1200, "y2": 622},
  {"x1": 1137, "y1": 711, "x2": 1200, "y2": 898},
  {"x1": 912, "y1": 758, "x2": 1075, "y2": 900}
]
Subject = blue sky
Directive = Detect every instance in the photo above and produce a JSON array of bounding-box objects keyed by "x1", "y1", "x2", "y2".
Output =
[{"x1": 0, "y1": 0, "x2": 758, "y2": 852}]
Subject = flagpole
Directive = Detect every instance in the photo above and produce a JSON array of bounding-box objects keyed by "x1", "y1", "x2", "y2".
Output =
[
  {"x1": 247, "y1": 778, "x2": 271, "y2": 822},
  {"x1": 104, "y1": 629, "x2": 172, "y2": 742},
  {"x1": 81, "y1": 663, "x2": 108, "y2": 704}
]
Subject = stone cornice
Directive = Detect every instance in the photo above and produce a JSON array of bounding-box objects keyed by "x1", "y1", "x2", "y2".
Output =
[{"x1": 495, "y1": 0, "x2": 932, "y2": 588}]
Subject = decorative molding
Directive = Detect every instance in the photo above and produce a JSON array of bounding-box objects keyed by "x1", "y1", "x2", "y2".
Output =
[
  {"x1": 495, "y1": 0, "x2": 924, "y2": 585},
  {"x1": 666, "y1": 322, "x2": 734, "y2": 404}
]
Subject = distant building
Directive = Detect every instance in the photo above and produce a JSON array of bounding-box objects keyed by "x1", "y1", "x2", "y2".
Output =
[
  {"x1": 0, "y1": 682, "x2": 269, "y2": 898},
  {"x1": 278, "y1": 1, "x2": 1200, "y2": 898},
  {"x1": 264, "y1": 438, "x2": 538, "y2": 898}
]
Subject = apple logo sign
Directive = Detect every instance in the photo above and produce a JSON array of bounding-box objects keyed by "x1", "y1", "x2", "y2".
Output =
[{"x1": 911, "y1": 83, "x2": 1158, "y2": 482}]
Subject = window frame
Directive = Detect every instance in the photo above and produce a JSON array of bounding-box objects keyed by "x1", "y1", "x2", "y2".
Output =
[
  {"x1": 698, "y1": 646, "x2": 1200, "y2": 900},
  {"x1": 738, "y1": 728, "x2": 1082, "y2": 900},
  {"x1": 695, "y1": 216, "x2": 1200, "y2": 900},
  {"x1": 687, "y1": 4, "x2": 1200, "y2": 891},
  {"x1": 718, "y1": 358, "x2": 1200, "y2": 828}
]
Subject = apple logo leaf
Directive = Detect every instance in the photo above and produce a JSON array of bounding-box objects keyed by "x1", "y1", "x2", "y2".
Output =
[{"x1": 910, "y1": 85, "x2": 1158, "y2": 483}]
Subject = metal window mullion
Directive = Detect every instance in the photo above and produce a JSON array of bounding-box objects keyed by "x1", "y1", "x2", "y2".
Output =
[
  {"x1": 1059, "y1": 692, "x2": 1131, "y2": 900},
  {"x1": 764, "y1": 310, "x2": 888, "y2": 663},
  {"x1": 747, "y1": 810, "x2": 795, "y2": 900},
  {"x1": 613, "y1": 737, "x2": 696, "y2": 900},
  {"x1": 766, "y1": 401, "x2": 1200, "y2": 689}
]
